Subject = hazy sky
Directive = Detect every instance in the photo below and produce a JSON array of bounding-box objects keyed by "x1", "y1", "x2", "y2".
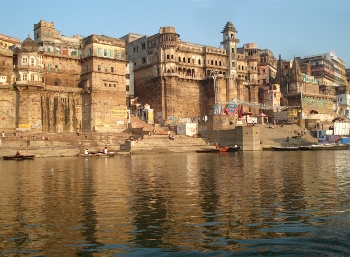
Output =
[{"x1": 1, "y1": 0, "x2": 349, "y2": 67}]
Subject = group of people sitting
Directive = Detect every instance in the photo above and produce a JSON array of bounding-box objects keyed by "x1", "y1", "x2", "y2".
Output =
[{"x1": 292, "y1": 130, "x2": 305, "y2": 139}]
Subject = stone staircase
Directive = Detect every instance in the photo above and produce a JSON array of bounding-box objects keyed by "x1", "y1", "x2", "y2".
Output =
[
  {"x1": 129, "y1": 114, "x2": 171, "y2": 135},
  {"x1": 257, "y1": 123, "x2": 318, "y2": 148},
  {"x1": 127, "y1": 134, "x2": 213, "y2": 154}
]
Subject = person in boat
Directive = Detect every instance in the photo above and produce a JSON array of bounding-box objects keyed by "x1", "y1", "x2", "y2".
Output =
[
  {"x1": 84, "y1": 149, "x2": 89, "y2": 154},
  {"x1": 16, "y1": 151, "x2": 21, "y2": 156},
  {"x1": 103, "y1": 146, "x2": 108, "y2": 154}
]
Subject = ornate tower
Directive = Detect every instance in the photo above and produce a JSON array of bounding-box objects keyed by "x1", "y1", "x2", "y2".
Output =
[
  {"x1": 13, "y1": 36, "x2": 44, "y2": 131},
  {"x1": 289, "y1": 56, "x2": 303, "y2": 94},
  {"x1": 221, "y1": 21, "x2": 240, "y2": 77},
  {"x1": 275, "y1": 54, "x2": 288, "y2": 95}
]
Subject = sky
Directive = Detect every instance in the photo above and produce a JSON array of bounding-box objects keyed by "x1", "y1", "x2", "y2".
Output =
[{"x1": 1, "y1": 0, "x2": 349, "y2": 67}]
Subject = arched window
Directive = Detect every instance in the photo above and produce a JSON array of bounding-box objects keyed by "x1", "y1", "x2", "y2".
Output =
[
  {"x1": 183, "y1": 57, "x2": 186, "y2": 62},
  {"x1": 178, "y1": 57, "x2": 181, "y2": 62},
  {"x1": 198, "y1": 59, "x2": 201, "y2": 65}
]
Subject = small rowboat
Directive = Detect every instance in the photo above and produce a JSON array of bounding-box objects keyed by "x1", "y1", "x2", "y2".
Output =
[
  {"x1": 272, "y1": 146, "x2": 300, "y2": 151},
  {"x1": 77, "y1": 152, "x2": 113, "y2": 158},
  {"x1": 2, "y1": 154, "x2": 35, "y2": 160},
  {"x1": 219, "y1": 146, "x2": 241, "y2": 152},
  {"x1": 196, "y1": 148, "x2": 220, "y2": 153}
]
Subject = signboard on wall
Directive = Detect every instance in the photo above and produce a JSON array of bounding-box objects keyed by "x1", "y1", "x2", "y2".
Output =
[
  {"x1": 111, "y1": 110, "x2": 127, "y2": 118},
  {"x1": 177, "y1": 123, "x2": 186, "y2": 135},
  {"x1": 185, "y1": 123, "x2": 198, "y2": 136},
  {"x1": 176, "y1": 123, "x2": 198, "y2": 136}
]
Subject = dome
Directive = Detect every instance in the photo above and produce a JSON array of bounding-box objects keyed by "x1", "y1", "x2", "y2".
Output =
[{"x1": 21, "y1": 36, "x2": 39, "y2": 52}]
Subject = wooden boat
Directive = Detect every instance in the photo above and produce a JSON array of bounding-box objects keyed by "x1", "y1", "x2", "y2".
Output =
[
  {"x1": 2, "y1": 154, "x2": 35, "y2": 160},
  {"x1": 78, "y1": 152, "x2": 112, "y2": 158},
  {"x1": 220, "y1": 146, "x2": 240, "y2": 152},
  {"x1": 298, "y1": 145, "x2": 313, "y2": 150},
  {"x1": 308, "y1": 144, "x2": 350, "y2": 150},
  {"x1": 96, "y1": 151, "x2": 116, "y2": 156},
  {"x1": 272, "y1": 146, "x2": 300, "y2": 151},
  {"x1": 196, "y1": 148, "x2": 220, "y2": 153}
]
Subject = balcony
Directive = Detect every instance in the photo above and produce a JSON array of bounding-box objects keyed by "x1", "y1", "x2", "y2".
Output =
[{"x1": 15, "y1": 80, "x2": 45, "y2": 88}]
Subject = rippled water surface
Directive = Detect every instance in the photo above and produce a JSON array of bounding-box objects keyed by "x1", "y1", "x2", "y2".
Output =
[{"x1": 1, "y1": 151, "x2": 349, "y2": 256}]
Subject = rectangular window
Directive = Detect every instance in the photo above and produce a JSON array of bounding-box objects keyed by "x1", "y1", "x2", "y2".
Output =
[
  {"x1": 23, "y1": 74, "x2": 27, "y2": 80},
  {"x1": 117, "y1": 52, "x2": 121, "y2": 59},
  {"x1": 2, "y1": 61, "x2": 5, "y2": 67},
  {"x1": 126, "y1": 85, "x2": 130, "y2": 91},
  {"x1": 111, "y1": 67, "x2": 114, "y2": 72},
  {"x1": 30, "y1": 58, "x2": 35, "y2": 65},
  {"x1": 48, "y1": 64, "x2": 51, "y2": 71},
  {"x1": 22, "y1": 58, "x2": 28, "y2": 64},
  {"x1": 141, "y1": 42, "x2": 145, "y2": 50},
  {"x1": 104, "y1": 49, "x2": 108, "y2": 57},
  {"x1": 88, "y1": 48, "x2": 92, "y2": 56},
  {"x1": 167, "y1": 55, "x2": 170, "y2": 59},
  {"x1": 105, "y1": 66, "x2": 108, "y2": 72},
  {"x1": 109, "y1": 50, "x2": 113, "y2": 58},
  {"x1": 97, "y1": 48, "x2": 101, "y2": 56},
  {"x1": 31, "y1": 75, "x2": 35, "y2": 81},
  {"x1": 55, "y1": 65, "x2": 59, "y2": 72},
  {"x1": 98, "y1": 65, "x2": 101, "y2": 71},
  {"x1": 142, "y1": 57, "x2": 146, "y2": 63}
]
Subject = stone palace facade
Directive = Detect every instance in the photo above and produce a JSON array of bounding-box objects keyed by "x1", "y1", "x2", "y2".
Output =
[{"x1": 1, "y1": 20, "x2": 348, "y2": 133}]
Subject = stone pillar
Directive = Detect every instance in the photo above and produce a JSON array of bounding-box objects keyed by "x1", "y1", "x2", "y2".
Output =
[{"x1": 235, "y1": 126, "x2": 261, "y2": 151}]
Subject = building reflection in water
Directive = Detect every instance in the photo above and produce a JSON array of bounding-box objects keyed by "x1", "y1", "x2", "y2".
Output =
[{"x1": 0, "y1": 151, "x2": 348, "y2": 255}]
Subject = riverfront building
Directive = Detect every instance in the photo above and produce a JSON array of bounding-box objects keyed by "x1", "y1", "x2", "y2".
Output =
[
  {"x1": 1, "y1": 20, "x2": 349, "y2": 134},
  {"x1": 122, "y1": 22, "x2": 261, "y2": 128},
  {"x1": 0, "y1": 20, "x2": 128, "y2": 133},
  {"x1": 273, "y1": 51, "x2": 349, "y2": 127}
]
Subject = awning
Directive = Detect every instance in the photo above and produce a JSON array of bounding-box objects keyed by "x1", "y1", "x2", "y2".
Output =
[{"x1": 257, "y1": 112, "x2": 266, "y2": 117}]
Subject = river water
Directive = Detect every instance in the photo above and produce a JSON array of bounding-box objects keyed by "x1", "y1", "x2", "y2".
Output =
[{"x1": 0, "y1": 150, "x2": 349, "y2": 256}]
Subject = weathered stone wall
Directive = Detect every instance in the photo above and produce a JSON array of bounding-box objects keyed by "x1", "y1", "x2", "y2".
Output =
[{"x1": 235, "y1": 126, "x2": 261, "y2": 151}]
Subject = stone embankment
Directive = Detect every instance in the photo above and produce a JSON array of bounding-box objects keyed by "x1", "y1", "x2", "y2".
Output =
[
  {"x1": 257, "y1": 123, "x2": 318, "y2": 148},
  {"x1": 0, "y1": 115, "x2": 319, "y2": 157},
  {"x1": 0, "y1": 124, "x2": 318, "y2": 157}
]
